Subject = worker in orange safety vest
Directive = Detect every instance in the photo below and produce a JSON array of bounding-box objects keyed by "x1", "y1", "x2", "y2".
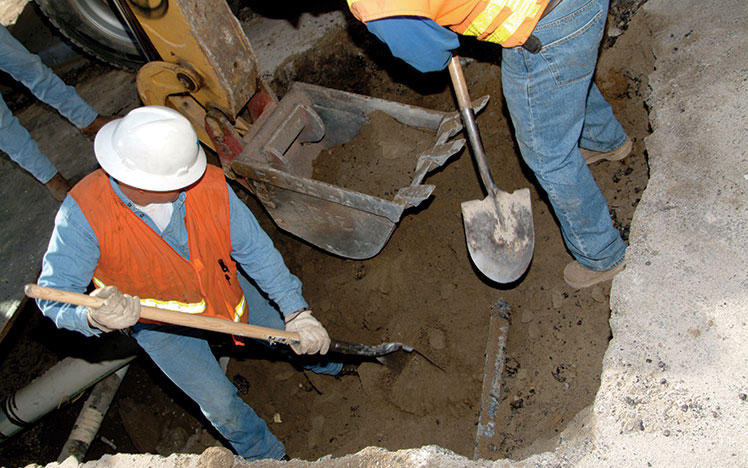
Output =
[
  {"x1": 348, "y1": 0, "x2": 632, "y2": 288},
  {"x1": 36, "y1": 106, "x2": 346, "y2": 460}
]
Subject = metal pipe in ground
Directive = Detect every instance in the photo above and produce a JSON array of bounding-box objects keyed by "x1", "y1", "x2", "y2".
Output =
[
  {"x1": 57, "y1": 364, "x2": 130, "y2": 462},
  {"x1": 474, "y1": 300, "x2": 511, "y2": 460},
  {"x1": 0, "y1": 356, "x2": 135, "y2": 441}
]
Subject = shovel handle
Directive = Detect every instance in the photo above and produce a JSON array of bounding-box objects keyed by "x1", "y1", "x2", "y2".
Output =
[
  {"x1": 448, "y1": 55, "x2": 473, "y2": 111},
  {"x1": 448, "y1": 55, "x2": 498, "y2": 196},
  {"x1": 24, "y1": 284, "x2": 301, "y2": 345}
]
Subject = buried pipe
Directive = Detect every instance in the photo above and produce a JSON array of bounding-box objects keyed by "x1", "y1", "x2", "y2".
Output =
[
  {"x1": 0, "y1": 355, "x2": 135, "y2": 441},
  {"x1": 474, "y1": 300, "x2": 511, "y2": 460},
  {"x1": 57, "y1": 364, "x2": 130, "y2": 462}
]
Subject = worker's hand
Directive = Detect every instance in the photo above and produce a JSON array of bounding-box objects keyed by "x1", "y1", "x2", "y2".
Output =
[
  {"x1": 284, "y1": 309, "x2": 331, "y2": 355},
  {"x1": 87, "y1": 286, "x2": 141, "y2": 332}
]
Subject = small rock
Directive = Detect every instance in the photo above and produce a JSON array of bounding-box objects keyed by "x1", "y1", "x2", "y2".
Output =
[
  {"x1": 520, "y1": 309, "x2": 534, "y2": 323},
  {"x1": 591, "y1": 286, "x2": 606, "y2": 303},
  {"x1": 428, "y1": 328, "x2": 447, "y2": 350},
  {"x1": 608, "y1": 26, "x2": 624, "y2": 37},
  {"x1": 440, "y1": 282, "x2": 456, "y2": 299},
  {"x1": 551, "y1": 289, "x2": 565, "y2": 309},
  {"x1": 199, "y1": 446, "x2": 235, "y2": 468}
]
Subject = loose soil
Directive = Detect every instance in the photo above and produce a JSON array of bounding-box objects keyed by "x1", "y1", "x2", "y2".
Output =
[
  {"x1": 312, "y1": 110, "x2": 428, "y2": 200},
  {"x1": 0, "y1": 6, "x2": 651, "y2": 467}
]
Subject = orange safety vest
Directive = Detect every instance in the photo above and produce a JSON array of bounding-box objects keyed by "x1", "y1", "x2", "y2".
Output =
[
  {"x1": 70, "y1": 165, "x2": 247, "y2": 325},
  {"x1": 347, "y1": 0, "x2": 549, "y2": 48}
]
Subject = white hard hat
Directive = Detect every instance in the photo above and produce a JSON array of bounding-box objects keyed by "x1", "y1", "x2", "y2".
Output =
[{"x1": 94, "y1": 106, "x2": 207, "y2": 191}]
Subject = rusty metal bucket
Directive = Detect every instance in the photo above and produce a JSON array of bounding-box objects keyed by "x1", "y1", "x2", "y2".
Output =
[{"x1": 231, "y1": 82, "x2": 488, "y2": 260}]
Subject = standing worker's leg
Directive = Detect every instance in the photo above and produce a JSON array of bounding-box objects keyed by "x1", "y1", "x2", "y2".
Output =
[
  {"x1": 501, "y1": 0, "x2": 627, "y2": 285},
  {"x1": 0, "y1": 24, "x2": 98, "y2": 129},
  {"x1": 579, "y1": 82, "x2": 633, "y2": 163},
  {"x1": 579, "y1": 82, "x2": 628, "y2": 153},
  {"x1": 0, "y1": 94, "x2": 58, "y2": 183},
  {"x1": 132, "y1": 324, "x2": 287, "y2": 461}
]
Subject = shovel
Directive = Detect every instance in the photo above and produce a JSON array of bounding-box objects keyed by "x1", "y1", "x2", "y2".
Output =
[
  {"x1": 448, "y1": 56, "x2": 535, "y2": 283},
  {"x1": 25, "y1": 284, "x2": 432, "y2": 374}
]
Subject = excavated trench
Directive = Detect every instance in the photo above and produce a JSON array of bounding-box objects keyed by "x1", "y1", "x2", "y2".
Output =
[{"x1": 0, "y1": 3, "x2": 652, "y2": 466}]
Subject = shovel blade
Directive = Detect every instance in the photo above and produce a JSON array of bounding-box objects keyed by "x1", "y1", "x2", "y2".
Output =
[
  {"x1": 329, "y1": 339, "x2": 442, "y2": 374},
  {"x1": 375, "y1": 350, "x2": 415, "y2": 374},
  {"x1": 462, "y1": 188, "x2": 534, "y2": 283}
]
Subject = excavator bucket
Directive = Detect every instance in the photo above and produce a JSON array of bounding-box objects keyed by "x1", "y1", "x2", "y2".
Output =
[{"x1": 231, "y1": 82, "x2": 489, "y2": 259}]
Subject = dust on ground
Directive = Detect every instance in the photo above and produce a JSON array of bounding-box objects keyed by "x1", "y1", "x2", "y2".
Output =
[{"x1": 0, "y1": 10, "x2": 651, "y2": 468}]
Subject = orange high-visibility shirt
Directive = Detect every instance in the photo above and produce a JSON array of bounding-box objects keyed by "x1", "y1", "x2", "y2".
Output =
[
  {"x1": 347, "y1": 0, "x2": 549, "y2": 48},
  {"x1": 70, "y1": 165, "x2": 247, "y2": 324}
]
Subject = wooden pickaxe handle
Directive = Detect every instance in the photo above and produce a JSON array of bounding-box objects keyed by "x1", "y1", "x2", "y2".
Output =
[{"x1": 24, "y1": 284, "x2": 301, "y2": 345}]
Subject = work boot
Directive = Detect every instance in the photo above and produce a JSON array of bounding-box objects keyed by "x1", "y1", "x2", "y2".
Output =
[
  {"x1": 79, "y1": 114, "x2": 117, "y2": 139},
  {"x1": 563, "y1": 260, "x2": 625, "y2": 289},
  {"x1": 45, "y1": 172, "x2": 71, "y2": 202},
  {"x1": 580, "y1": 137, "x2": 633, "y2": 165}
]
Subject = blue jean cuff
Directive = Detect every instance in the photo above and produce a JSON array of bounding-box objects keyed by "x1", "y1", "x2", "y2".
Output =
[{"x1": 579, "y1": 253, "x2": 626, "y2": 272}]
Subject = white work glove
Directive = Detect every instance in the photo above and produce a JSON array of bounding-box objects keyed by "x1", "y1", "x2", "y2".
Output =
[
  {"x1": 284, "y1": 309, "x2": 331, "y2": 355},
  {"x1": 87, "y1": 286, "x2": 141, "y2": 332}
]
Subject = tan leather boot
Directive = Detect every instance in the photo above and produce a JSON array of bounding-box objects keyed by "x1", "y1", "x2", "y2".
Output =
[
  {"x1": 563, "y1": 260, "x2": 625, "y2": 289},
  {"x1": 580, "y1": 137, "x2": 633, "y2": 165},
  {"x1": 79, "y1": 115, "x2": 117, "y2": 139},
  {"x1": 45, "y1": 172, "x2": 71, "y2": 202}
]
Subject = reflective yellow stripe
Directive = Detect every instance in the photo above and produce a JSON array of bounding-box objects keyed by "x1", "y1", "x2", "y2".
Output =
[
  {"x1": 141, "y1": 298, "x2": 206, "y2": 314},
  {"x1": 485, "y1": 1, "x2": 542, "y2": 43},
  {"x1": 233, "y1": 295, "x2": 246, "y2": 323},
  {"x1": 462, "y1": 0, "x2": 542, "y2": 44},
  {"x1": 92, "y1": 277, "x2": 207, "y2": 314},
  {"x1": 346, "y1": 0, "x2": 357, "y2": 7},
  {"x1": 464, "y1": 0, "x2": 511, "y2": 37}
]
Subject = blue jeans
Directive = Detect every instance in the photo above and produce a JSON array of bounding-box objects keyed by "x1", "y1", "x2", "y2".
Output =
[
  {"x1": 0, "y1": 24, "x2": 97, "y2": 182},
  {"x1": 501, "y1": 0, "x2": 627, "y2": 271},
  {"x1": 131, "y1": 274, "x2": 342, "y2": 460}
]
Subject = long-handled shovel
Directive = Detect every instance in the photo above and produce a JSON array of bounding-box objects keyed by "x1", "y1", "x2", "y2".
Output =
[
  {"x1": 25, "y1": 284, "x2": 436, "y2": 374},
  {"x1": 448, "y1": 56, "x2": 535, "y2": 283}
]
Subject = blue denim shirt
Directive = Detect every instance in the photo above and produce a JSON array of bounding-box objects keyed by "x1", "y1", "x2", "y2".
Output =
[{"x1": 37, "y1": 175, "x2": 307, "y2": 336}]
